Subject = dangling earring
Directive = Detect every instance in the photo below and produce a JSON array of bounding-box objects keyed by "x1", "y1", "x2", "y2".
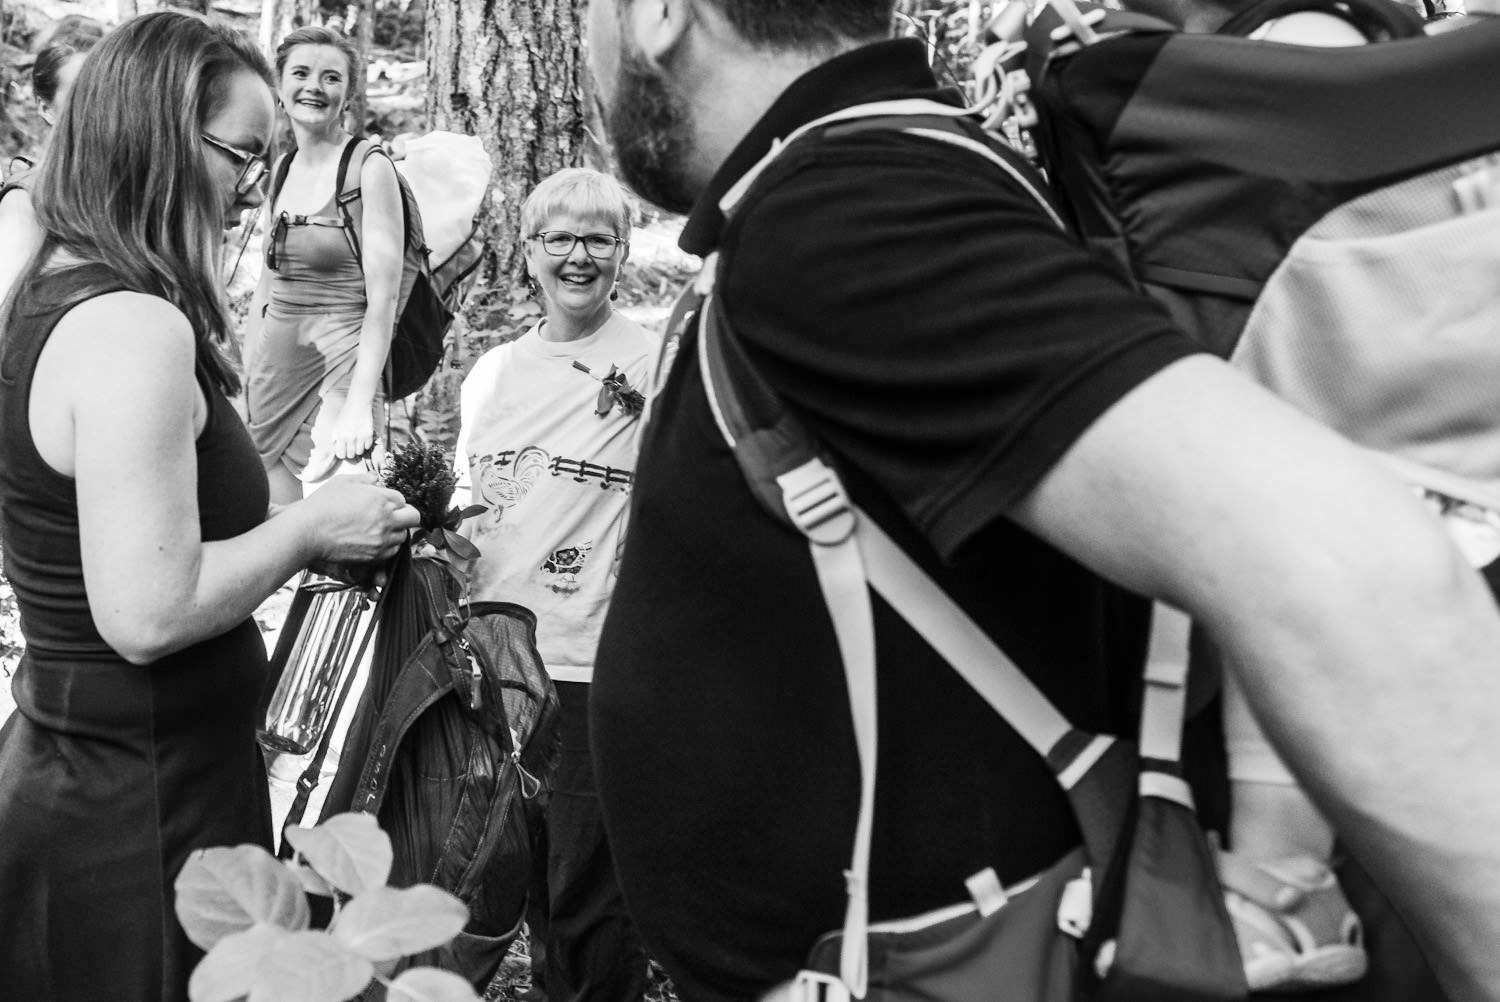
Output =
[
  {"x1": 526, "y1": 277, "x2": 539, "y2": 299},
  {"x1": 610, "y1": 286, "x2": 619, "y2": 302}
]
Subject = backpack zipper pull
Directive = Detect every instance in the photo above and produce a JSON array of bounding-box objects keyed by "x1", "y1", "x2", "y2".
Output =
[{"x1": 459, "y1": 637, "x2": 482, "y2": 710}]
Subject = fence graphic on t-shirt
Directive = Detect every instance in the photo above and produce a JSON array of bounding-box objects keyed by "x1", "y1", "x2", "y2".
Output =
[{"x1": 472, "y1": 445, "x2": 636, "y2": 527}]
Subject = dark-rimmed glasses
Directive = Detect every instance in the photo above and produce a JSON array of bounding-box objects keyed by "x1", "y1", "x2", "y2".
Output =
[
  {"x1": 530, "y1": 230, "x2": 625, "y2": 259},
  {"x1": 201, "y1": 133, "x2": 268, "y2": 195}
]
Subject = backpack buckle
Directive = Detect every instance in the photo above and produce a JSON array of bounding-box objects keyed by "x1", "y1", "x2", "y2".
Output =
[
  {"x1": 785, "y1": 970, "x2": 851, "y2": 1002},
  {"x1": 776, "y1": 458, "x2": 856, "y2": 546}
]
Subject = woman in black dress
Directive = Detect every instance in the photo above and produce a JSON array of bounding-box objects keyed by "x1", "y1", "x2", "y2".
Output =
[{"x1": 0, "y1": 11, "x2": 420, "y2": 1000}]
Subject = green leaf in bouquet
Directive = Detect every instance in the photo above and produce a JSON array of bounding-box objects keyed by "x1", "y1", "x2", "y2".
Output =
[
  {"x1": 330, "y1": 885, "x2": 469, "y2": 962},
  {"x1": 188, "y1": 923, "x2": 286, "y2": 1002},
  {"x1": 387, "y1": 966, "x2": 483, "y2": 1002},
  {"x1": 244, "y1": 929, "x2": 374, "y2": 1002},
  {"x1": 174, "y1": 844, "x2": 310, "y2": 951},
  {"x1": 442, "y1": 503, "x2": 489, "y2": 532},
  {"x1": 282, "y1": 812, "x2": 393, "y2": 897},
  {"x1": 441, "y1": 529, "x2": 481, "y2": 562}
]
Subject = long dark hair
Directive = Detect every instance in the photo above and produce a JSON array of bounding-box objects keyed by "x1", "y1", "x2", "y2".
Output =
[{"x1": 23, "y1": 10, "x2": 274, "y2": 395}]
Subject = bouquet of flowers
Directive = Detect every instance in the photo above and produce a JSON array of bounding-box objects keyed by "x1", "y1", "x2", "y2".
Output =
[{"x1": 382, "y1": 441, "x2": 488, "y2": 585}]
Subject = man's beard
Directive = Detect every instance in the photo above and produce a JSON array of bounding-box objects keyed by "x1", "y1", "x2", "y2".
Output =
[{"x1": 602, "y1": 46, "x2": 698, "y2": 215}]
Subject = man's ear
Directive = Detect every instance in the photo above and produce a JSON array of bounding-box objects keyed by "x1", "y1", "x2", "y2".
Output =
[{"x1": 628, "y1": 0, "x2": 695, "y2": 69}]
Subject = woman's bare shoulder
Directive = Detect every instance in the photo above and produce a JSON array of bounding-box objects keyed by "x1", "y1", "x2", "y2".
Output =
[{"x1": 52, "y1": 290, "x2": 195, "y2": 369}]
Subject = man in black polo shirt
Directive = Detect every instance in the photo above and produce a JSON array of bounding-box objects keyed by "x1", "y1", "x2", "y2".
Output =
[{"x1": 583, "y1": 3, "x2": 1500, "y2": 1001}]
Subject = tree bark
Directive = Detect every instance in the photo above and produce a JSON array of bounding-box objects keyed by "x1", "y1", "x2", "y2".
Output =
[
  {"x1": 425, "y1": 0, "x2": 587, "y2": 288},
  {"x1": 349, "y1": 0, "x2": 375, "y2": 135},
  {"x1": 259, "y1": 0, "x2": 317, "y2": 76}
]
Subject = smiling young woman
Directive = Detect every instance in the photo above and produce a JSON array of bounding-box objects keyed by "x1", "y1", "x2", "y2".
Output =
[{"x1": 242, "y1": 25, "x2": 406, "y2": 505}]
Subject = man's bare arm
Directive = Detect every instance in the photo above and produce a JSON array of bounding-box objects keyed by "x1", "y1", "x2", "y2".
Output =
[{"x1": 1012, "y1": 354, "x2": 1500, "y2": 1002}]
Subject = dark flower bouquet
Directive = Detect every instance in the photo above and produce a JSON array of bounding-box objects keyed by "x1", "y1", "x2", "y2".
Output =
[{"x1": 383, "y1": 441, "x2": 488, "y2": 567}]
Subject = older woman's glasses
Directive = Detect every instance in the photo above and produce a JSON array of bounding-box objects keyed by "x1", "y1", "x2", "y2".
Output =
[
  {"x1": 531, "y1": 230, "x2": 624, "y2": 259},
  {"x1": 201, "y1": 133, "x2": 268, "y2": 195}
]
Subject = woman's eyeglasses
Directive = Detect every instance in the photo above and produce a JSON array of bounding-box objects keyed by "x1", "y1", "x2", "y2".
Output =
[
  {"x1": 201, "y1": 133, "x2": 268, "y2": 195},
  {"x1": 530, "y1": 230, "x2": 625, "y2": 259}
]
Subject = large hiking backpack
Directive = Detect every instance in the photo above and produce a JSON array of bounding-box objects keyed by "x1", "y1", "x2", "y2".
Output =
[
  {"x1": 662, "y1": 103, "x2": 1248, "y2": 1002},
  {"x1": 268, "y1": 133, "x2": 490, "y2": 400},
  {"x1": 270, "y1": 547, "x2": 561, "y2": 993},
  {"x1": 1012, "y1": 1, "x2": 1500, "y2": 571}
]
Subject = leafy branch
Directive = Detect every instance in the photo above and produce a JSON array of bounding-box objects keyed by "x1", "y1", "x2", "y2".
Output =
[{"x1": 174, "y1": 812, "x2": 481, "y2": 1002}]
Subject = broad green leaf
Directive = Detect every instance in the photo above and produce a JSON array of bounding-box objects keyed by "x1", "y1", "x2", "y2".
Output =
[
  {"x1": 331, "y1": 885, "x2": 469, "y2": 961},
  {"x1": 188, "y1": 923, "x2": 286, "y2": 1002},
  {"x1": 246, "y1": 930, "x2": 373, "y2": 1002},
  {"x1": 290, "y1": 863, "x2": 334, "y2": 897},
  {"x1": 174, "y1": 845, "x2": 310, "y2": 950},
  {"x1": 441, "y1": 530, "x2": 480, "y2": 562},
  {"x1": 387, "y1": 967, "x2": 482, "y2": 1002},
  {"x1": 284, "y1": 812, "x2": 392, "y2": 895}
]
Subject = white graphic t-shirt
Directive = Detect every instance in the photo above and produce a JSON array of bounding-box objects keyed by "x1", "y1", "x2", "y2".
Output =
[{"x1": 455, "y1": 312, "x2": 658, "y2": 683}]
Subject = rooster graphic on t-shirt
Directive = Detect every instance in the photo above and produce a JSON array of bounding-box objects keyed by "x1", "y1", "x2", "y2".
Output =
[{"x1": 476, "y1": 446, "x2": 549, "y2": 527}]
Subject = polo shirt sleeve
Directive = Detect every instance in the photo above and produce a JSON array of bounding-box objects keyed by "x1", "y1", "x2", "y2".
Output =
[{"x1": 718, "y1": 133, "x2": 1201, "y2": 563}]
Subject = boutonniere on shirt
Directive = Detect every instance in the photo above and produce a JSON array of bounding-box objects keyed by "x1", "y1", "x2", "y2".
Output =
[{"x1": 572, "y1": 361, "x2": 646, "y2": 417}]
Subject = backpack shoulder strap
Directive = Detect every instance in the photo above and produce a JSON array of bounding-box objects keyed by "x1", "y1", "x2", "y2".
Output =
[
  {"x1": 336, "y1": 138, "x2": 416, "y2": 264},
  {"x1": 333, "y1": 136, "x2": 373, "y2": 261},
  {"x1": 697, "y1": 103, "x2": 1203, "y2": 990},
  {"x1": 699, "y1": 267, "x2": 1147, "y2": 996},
  {"x1": 267, "y1": 149, "x2": 296, "y2": 214},
  {"x1": 718, "y1": 99, "x2": 1065, "y2": 231}
]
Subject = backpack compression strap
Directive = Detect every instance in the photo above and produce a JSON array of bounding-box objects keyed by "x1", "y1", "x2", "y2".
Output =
[{"x1": 699, "y1": 101, "x2": 1186, "y2": 998}]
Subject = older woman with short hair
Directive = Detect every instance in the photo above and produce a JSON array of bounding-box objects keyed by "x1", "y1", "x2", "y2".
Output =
[{"x1": 455, "y1": 165, "x2": 657, "y2": 1002}]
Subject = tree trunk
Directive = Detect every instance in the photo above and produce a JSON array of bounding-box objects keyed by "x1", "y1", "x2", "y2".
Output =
[
  {"x1": 425, "y1": 0, "x2": 587, "y2": 289},
  {"x1": 348, "y1": 0, "x2": 375, "y2": 136},
  {"x1": 259, "y1": 0, "x2": 317, "y2": 75}
]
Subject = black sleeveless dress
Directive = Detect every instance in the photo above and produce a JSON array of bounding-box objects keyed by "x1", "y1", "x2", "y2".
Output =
[{"x1": 0, "y1": 268, "x2": 274, "y2": 1002}]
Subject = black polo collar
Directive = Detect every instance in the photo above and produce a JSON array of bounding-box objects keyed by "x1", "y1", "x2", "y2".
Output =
[{"x1": 679, "y1": 38, "x2": 956, "y2": 257}]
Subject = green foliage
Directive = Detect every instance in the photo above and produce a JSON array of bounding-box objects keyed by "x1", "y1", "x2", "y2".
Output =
[
  {"x1": 174, "y1": 812, "x2": 480, "y2": 1002},
  {"x1": 895, "y1": 1, "x2": 1013, "y2": 101}
]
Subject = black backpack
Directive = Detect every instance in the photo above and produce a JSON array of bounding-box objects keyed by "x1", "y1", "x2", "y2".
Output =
[
  {"x1": 275, "y1": 548, "x2": 562, "y2": 993},
  {"x1": 1016, "y1": 2, "x2": 1500, "y2": 551},
  {"x1": 268, "y1": 137, "x2": 456, "y2": 400}
]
